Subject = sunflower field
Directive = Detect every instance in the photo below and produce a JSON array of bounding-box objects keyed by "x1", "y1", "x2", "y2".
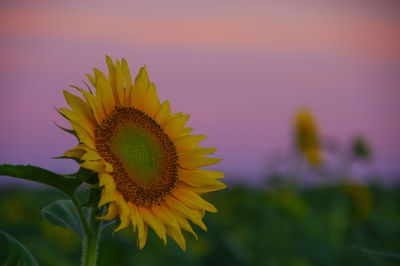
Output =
[{"x1": 1, "y1": 180, "x2": 400, "y2": 266}]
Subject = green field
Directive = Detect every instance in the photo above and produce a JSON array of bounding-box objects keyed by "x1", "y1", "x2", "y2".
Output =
[{"x1": 1, "y1": 182, "x2": 400, "y2": 266}]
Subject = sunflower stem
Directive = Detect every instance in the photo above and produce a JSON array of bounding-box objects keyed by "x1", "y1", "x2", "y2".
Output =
[
  {"x1": 81, "y1": 188, "x2": 102, "y2": 266},
  {"x1": 82, "y1": 208, "x2": 101, "y2": 266},
  {"x1": 71, "y1": 195, "x2": 91, "y2": 237}
]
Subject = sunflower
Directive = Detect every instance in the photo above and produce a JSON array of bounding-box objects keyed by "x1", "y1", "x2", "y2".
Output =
[
  {"x1": 294, "y1": 110, "x2": 322, "y2": 166},
  {"x1": 60, "y1": 56, "x2": 226, "y2": 250}
]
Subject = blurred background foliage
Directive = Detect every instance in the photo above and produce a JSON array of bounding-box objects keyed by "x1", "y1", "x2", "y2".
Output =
[{"x1": 1, "y1": 180, "x2": 400, "y2": 266}]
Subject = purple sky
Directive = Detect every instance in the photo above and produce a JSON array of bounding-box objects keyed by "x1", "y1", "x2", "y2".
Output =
[{"x1": 1, "y1": 1, "x2": 400, "y2": 185}]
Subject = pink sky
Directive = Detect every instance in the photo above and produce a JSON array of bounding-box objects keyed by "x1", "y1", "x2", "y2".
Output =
[{"x1": 1, "y1": 0, "x2": 399, "y2": 184}]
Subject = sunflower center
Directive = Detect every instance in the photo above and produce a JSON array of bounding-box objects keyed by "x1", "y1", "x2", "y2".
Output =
[
  {"x1": 95, "y1": 106, "x2": 179, "y2": 207},
  {"x1": 111, "y1": 126, "x2": 161, "y2": 184}
]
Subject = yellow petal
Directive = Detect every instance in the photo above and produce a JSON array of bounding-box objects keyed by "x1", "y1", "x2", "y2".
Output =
[
  {"x1": 99, "y1": 173, "x2": 116, "y2": 194},
  {"x1": 179, "y1": 127, "x2": 193, "y2": 137},
  {"x1": 174, "y1": 215, "x2": 198, "y2": 240},
  {"x1": 131, "y1": 66, "x2": 150, "y2": 110},
  {"x1": 105, "y1": 55, "x2": 115, "y2": 81},
  {"x1": 174, "y1": 135, "x2": 207, "y2": 153},
  {"x1": 103, "y1": 182, "x2": 116, "y2": 194},
  {"x1": 182, "y1": 169, "x2": 224, "y2": 179},
  {"x1": 114, "y1": 213, "x2": 130, "y2": 232},
  {"x1": 114, "y1": 194, "x2": 131, "y2": 232},
  {"x1": 166, "y1": 197, "x2": 207, "y2": 231},
  {"x1": 182, "y1": 184, "x2": 226, "y2": 195},
  {"x1": 179, "y1": 169, "x2": 226, "y2": 188},
  {"x1": 152, "y1": 205, "x2": 198, "y2": 240},
  {"x1": 121, "y1": 58, "x2": 133, "y2": 105},
  {"x1": 86, "y1": 73, "x2": 96, "y2": 88},
  {"x1": 104, "y1": 161, "x2": 113, "y2": 172},
  {"x1": 139, "y1": 207, "x2": 167, "y2": 245},
  {"x1": 154, "y1": 100, "x2": 171, "y2": 125},
  {"x1": 136, "y1": 209, "x2": 148, "y2": 250},
  {"x1": 59, "y1": 108, "x2": 94, "y2": 140},
  {"x1": 64, "y1": 144, "x2": 87, "y2": 159},
  {"x1": 80, "y1": 160, "x2": 103, "y2": 173},
  {"x1": 105, "y1": 55, "x2": 121, "y2": 105},
  {"x1": 144, "y1": 82, "x2": 160, "y2": 117},
  {"x1": 93, "y1": 68, "x2": 115, "y2": 115},
  {"x1": 97, "y1": 202, "x2": 118, "y2": 221},
  {"x1": 63, "y1": 90, "x2": 95, "y2": 127},
  {"x1": 128, "y1": 203, "x2": 138, "y2": 232},
  {"x1": 180, "y1": 157, "x2": 224, "y2": 169},
  {"x1": 163, "y1": 113, "x2": 190, "y2": 140},
  {"x1": 98, "y1": 191, "x2": 117, "y2": 207},
  {"x1": 134, "y1": 87, "x2": 149, "y2": 112},
  {"x1": 69, "y1": 121, "x2": 94, "y2": 143},
  {"x1": 114, "y1": 60, "x2": 125, "y2": 105},
  {"x1": 166, "y1": 225, "x2": 185, "y2": 251},
  {"x1": 73, "y1": 85, "x2": 105, "y2": 124},
  {"x1": 152, "y1": 205, "x2": 179, "y2": 228},
  {"x1": 133, "y1": 66, "x2": 150, "y2": 112},
  {"x1": 115, "y1": 194, "x2": 130, "y2": 216},
  {"x1": 80, "y1": 150, "x2": 102, "y2": 161},
  {"x1": 99, "y1": 172, "x2": 115, "y2": 187},
  {"x1": 79, "y1": 137, "x2": 96, "y2": 150},
  {"x1": 179, "y1": 147, "x2": 217, "y2": 160},
  {"x1": 140, "y1": 224, "x2": 149, "y2": 250},
  {"x1": 174, "y1": 188, "x2": 217, "y2": 213}
]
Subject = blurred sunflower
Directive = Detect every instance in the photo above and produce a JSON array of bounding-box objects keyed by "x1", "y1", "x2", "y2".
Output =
[
  {"x1": 59, "y1": 56, "x2": 225, "y2": 250},
  {"x1": 295, "y1": 110, "x2": 322, "y2": 166}
]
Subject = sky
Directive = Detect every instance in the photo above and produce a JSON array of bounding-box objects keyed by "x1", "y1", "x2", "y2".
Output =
[{"x1": 1, "y1": 0, "x2": 399, "y2": 185}]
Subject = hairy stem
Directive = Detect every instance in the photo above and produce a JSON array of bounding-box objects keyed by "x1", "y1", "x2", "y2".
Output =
[
  {"x1": 71, "y1": 188, "x2": 102, "y2": 266},
  {"x1": 71, "y1": 195, "x2": 91, "y2": 237},
  {"x1": 82, "y1": 206, "x2": 102, "y2": 266}
]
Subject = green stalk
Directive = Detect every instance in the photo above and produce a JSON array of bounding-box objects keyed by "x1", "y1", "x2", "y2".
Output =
[
  {"x1": 71, "y1": 196, "x2": 91, "y2": 237},
  {"x1": 82, "y1": 207, "x2": 102, "y2": 266},
  {"x1": 71, "y1": 189, "x2": 102, "y2": 266}
]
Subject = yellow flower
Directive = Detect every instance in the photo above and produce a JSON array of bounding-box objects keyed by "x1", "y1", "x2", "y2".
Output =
[
  {"x1": 60, "y1": 56, "x2": 226, "y2": 250},
  {"x1": 294, "y1": 110, "x2": 322, "y2": 166}
]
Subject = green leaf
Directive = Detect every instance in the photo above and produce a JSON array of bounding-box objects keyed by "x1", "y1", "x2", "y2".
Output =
[
  {"x1": 72, "y1": 167, "x2": 98, "y2": 184},
  {"x1": 0, "y1": 164, "x2": 83, "y2": 196},
  {"x1": 41, "y1": 200, "x2": 88, "y2": 238},
  {"x1": 0, "y1": 231, "x2": 38, "y2": 266}
]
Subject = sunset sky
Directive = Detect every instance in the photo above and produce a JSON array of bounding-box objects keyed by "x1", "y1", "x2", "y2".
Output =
[{"x1": 1, "y1": 0, "x2": 399, "y2": 184}]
